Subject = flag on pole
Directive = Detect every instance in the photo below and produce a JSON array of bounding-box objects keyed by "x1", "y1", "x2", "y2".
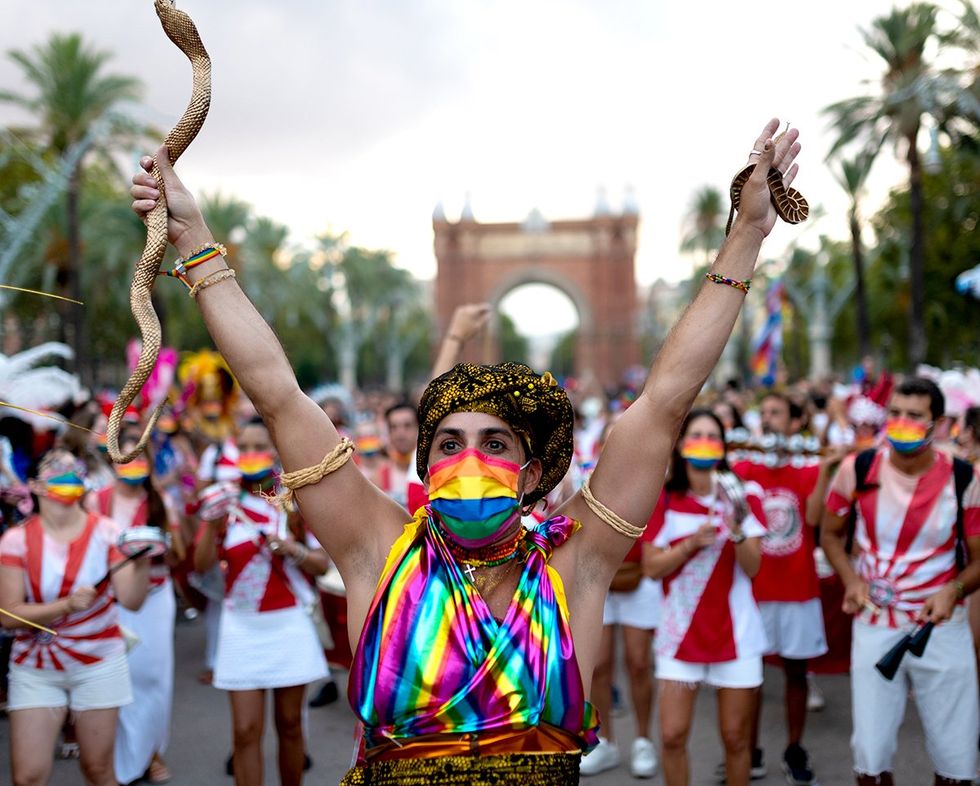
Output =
[{"x1": 750, "y1": 279, "x2": 784, "y2": 386}]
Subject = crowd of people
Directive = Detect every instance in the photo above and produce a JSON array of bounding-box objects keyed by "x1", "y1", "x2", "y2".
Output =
[{"x1": 0, "y1": 119, "x2": 977, "y2": 786}]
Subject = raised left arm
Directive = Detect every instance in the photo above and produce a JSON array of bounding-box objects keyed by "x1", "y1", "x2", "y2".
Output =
[{"x1": 561, "y1": 118, "x2": 803, "y2": 577}]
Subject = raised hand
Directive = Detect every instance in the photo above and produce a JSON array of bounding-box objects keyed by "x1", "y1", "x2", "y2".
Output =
[
  {"x1": 734, "y1": 118, "x2": 803, "y2": 238},
  {"x1": 447, "y1": 303, "x2": 493, "y2": 344},
  {"x1": 131, "y1": 145, "x2": 213, "y2": 256}
]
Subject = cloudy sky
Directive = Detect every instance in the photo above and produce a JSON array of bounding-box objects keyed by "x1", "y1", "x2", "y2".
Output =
[{"x1": 2, "y1": 0, "x2": 957, "y2": 332}]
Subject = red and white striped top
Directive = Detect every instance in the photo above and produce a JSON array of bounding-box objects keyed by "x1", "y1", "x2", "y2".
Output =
[
  {"x1": 651, "y1": 484, "x2": 768, "y2": 663},
  {"x1": 214, "y1": 491, "x2": 316, "y2": 613},
  {"x1": 826, "y1": 449, "x2": 980, "y2": 628},
  {"x1": 0, "y1": 514, "x2": 125, "y2": 670}
]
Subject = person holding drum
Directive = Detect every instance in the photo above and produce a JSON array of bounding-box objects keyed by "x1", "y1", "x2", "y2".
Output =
[
  {"x1": 0, "y1": 448, "x2": 150, "y2": 786},
  {"x1": 86, "y1": 426, "x2": 180, "y2": 785},
  {"x1": 194, "y1": 417, "x2": 330, "y2": 786}
]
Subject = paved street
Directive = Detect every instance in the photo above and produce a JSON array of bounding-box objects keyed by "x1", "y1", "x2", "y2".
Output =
[{"x1": 0, "y1": 615, "x2": 937, "y2": 784}]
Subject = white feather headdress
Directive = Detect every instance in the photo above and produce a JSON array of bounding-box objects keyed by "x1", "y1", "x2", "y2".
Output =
[{"x1": 0, "y1": 342, "x2": 84, "y2": 430}]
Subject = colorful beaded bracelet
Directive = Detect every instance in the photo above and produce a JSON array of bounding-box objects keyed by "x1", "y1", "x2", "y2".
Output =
[
  {"x1": 159, "y1": 242, "x2": 228, "y2": 288},
  {"x1": 705, "y1": 271, "x2": 751, "y2": 293}
]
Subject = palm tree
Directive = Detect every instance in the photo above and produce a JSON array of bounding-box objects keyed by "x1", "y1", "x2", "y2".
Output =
[
  {"x1": 199, "y1": 193, "x2": 252, "y2": 267},
  {"x1": 680, "y1": 185, "x2": 726, "y2": 269},
  {"x1": 824, "y1": 3, "x2": 959, "y2": 366},
  {"x1": 832, "y1": 151, "x2": 876, "y2": 359},
  {"x1": 0, "y1": 33, "x2": 142, "y2": 385}
]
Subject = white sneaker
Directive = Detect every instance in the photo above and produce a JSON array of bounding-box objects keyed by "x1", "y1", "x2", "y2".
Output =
[
  {"x1": 580, "y1": 737, "x2": 620, "y2": 776},
  {"x1": 630, "y1": 737, "x2": 658, "y2": 778},
  {"x1": 806, "y1": 674, "x2": 826, "y2": 712}
]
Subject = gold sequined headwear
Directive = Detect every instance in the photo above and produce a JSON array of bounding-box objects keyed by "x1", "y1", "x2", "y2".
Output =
[{"x1": 416, "y1": 362, "x2": 573, "y2": 505}]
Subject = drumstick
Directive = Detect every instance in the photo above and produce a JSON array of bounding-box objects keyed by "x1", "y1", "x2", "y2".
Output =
[
  {"x1": 0, "y1": 607, "x2": 58, "y2": 636},
  {"x1": 95, "y1": 545, "x2": 153, "y2": 591}
]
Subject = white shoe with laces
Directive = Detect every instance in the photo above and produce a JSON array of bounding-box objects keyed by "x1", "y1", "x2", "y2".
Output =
[
  {"x1": 580, "y1": 737, "x2": 620, "y2": 776},
  {"x1": 630, "y1": 737, "x2": 658, "y2": 778}
]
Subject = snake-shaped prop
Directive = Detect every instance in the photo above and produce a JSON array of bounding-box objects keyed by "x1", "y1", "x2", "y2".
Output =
[
  {"x1": 107, "y1": 0, "x2": 211, "y2": 464},
  {"x1": 724, "y1": 162, "x2": 809, "y2": 236}
]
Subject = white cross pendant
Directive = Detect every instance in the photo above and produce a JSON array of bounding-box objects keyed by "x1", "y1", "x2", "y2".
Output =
[{"x1": 463, "y1": 564, "x2": 476, "y2": 582}]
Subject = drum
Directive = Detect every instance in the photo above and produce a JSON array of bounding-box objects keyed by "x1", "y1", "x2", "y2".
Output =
[{"x1": 117, "y1": 526, "x2": 171, "y2": 558}]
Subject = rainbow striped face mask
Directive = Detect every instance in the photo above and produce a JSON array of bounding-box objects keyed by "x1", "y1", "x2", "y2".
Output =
[
  {"x1": 680, "y1": 436, "x2": 725, "y2": 470},
  {"x1": 885, "y1": 417, "x2": 932, "y2": 455},
  {"x1": 116, "y1": 459, "x2": 150, "y2": 486},
  {"x1": 427, "y1": 448, "x2": 528, "y2": 548},
  {"x1": 238, "y1": 451, "x2": 275, "y2": 482},
  {"x1": 43, "y1": 471, "x2": 86, "y2": 505}
]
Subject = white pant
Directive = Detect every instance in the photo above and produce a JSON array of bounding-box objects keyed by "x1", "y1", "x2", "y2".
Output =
[{"x1": 851, "y1": 616, "x2": 979, "y2": 779}]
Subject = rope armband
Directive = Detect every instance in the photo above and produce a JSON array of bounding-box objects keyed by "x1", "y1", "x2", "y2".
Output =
[
  {"x1": 580, "y1": 478, "x2": 646, "y2": 539},
  {"x1": 269, "y1": 437, "x2": 355, "y2": 509}
]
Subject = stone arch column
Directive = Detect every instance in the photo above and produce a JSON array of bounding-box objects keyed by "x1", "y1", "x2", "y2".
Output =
[{"x1": 432, "y1": 210, "x2": 641, "y2": 390}]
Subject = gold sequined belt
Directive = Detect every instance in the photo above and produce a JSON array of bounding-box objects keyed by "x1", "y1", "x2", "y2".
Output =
[{"x1": 339, "y1": 751, "x2": 581, "y2": 785}]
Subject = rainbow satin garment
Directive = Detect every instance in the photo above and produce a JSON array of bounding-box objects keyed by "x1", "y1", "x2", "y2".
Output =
[
  {"x1": 349, "y1": 509, "x2": 599, "y2": 760},
  {"x1": 44, "y1": 471, "x2": 86, "y2": 505},
  {"x1": 427, "y1": 449, "x2": 522, "y2": 547},
  {"x1": 116, "y1": 459, "x2": 150, "y2": 485},
  {"x1": 885, "y1": 418, "x2": 930, "y2": 454},
  {"x1": 238, "y1": 451, "x2": 275, "y2": 481},
  {"x1": 680, "y1": 437, "x2": 724, "y2": 470}
]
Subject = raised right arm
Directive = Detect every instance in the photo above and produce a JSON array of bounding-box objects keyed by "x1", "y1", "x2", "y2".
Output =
[{"x1": 131, "y1": 149, "x2": 407, "y2": 586}]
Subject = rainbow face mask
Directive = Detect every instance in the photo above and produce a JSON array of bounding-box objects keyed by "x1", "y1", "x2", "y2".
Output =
[
  {"x1": 238, "y1": 451, "x2": 275, "y2": 482},
  {"x1": 355, "y1": 435, "x2": 384, "y2": 457},
  {"x1": 43, "y1": 471, "x2": 86, "y2": 505},
  {"x1": 885, "y1": 417, "x2": 932, "y2": 455},
  {"x1": 680, "y1": 436, "x2": 725, "y2": 470},
  {"x1": 116, "y1": 459, "x2": 150, "y2": 486},
  {"x1": 156, "y1": 414, "x2": 178, "y2": 435},
  {"x1": 427, "y1": 448, "x2": 526, "y2": 548},
  {"x1": 94, "y1": 432, "x2": 108, "y2": 454}
]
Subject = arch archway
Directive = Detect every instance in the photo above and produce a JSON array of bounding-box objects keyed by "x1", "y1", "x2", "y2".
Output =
[{"x1": 432, "y1": 210, "x2": 640, "y2": 389}]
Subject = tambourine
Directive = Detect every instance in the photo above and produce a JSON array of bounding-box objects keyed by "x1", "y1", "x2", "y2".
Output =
[{"x1": 117, "y1": 526, "x2": 171, "y2": 559}]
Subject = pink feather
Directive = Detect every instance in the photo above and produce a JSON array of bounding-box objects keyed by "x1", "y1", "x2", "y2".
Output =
[{"x1": 127, "y1": 340, "x2": 178, "y2": 411}]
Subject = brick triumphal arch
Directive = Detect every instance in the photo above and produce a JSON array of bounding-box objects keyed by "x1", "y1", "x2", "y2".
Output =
[{"x1": 433, "y1": 206, "x2": 641, "y2": 390}]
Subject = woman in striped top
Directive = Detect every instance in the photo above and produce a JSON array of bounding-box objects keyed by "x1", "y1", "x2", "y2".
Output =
[{"x1": 0, "y1": 448, "x2": 150, "y2": 786}]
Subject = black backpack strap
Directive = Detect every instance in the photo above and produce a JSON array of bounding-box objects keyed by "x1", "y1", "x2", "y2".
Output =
[
  {"x1": 854, "y1": 449, "x2": 878, "y2": 491},
  {"x1": 952, "y1": 457, "x2": 973, "y2": 571},
  {"x1": 846, "y1": 449, "x2": 879, "y2": 554}
]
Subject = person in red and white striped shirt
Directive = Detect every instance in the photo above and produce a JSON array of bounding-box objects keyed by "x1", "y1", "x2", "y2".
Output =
[
  {"x1": 194, "y1": 418, "x2": 330, "y2": 786},
  {"x1": 822, "y1": 377, "x2": 980, "y2": 785},
  {"x1": 0, "y1": 448, "x2": 150, "y2": 786},
  {"x1": 646, "y1": 409, "x2": 766, "y2": 786}
]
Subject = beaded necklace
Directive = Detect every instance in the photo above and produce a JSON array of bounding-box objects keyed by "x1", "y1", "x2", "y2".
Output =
[{"x1": 443, "y1": 520, "x2": 525, "y2": 568}]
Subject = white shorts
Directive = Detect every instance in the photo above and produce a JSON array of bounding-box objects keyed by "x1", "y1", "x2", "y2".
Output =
[
  {"x1": 851, "y1": 615, "x2": 978, "y2": 780},
  {"x1": 8, "y1": 652, "x2": 133, "y2": 712},
  {"x1": 602, "y1": 577, "x2": 662, "y2": 630},
  {"x1": 656, "y1": 653, "x2": 763, "y2": 689},
  {"x1": 759, "y1": 599, "x2": 828, "y2": 660}
]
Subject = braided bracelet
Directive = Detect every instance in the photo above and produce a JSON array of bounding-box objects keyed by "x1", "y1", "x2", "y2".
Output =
[
  {"x1": 189, "y1": 268, "x2": 236, "y2": 299},
  {"x1": 160, "y1": 242, "x2": 228, "y2": 288},
  {"x1": 705, "y1": 271, "x2": 751, "y2": 293}
]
